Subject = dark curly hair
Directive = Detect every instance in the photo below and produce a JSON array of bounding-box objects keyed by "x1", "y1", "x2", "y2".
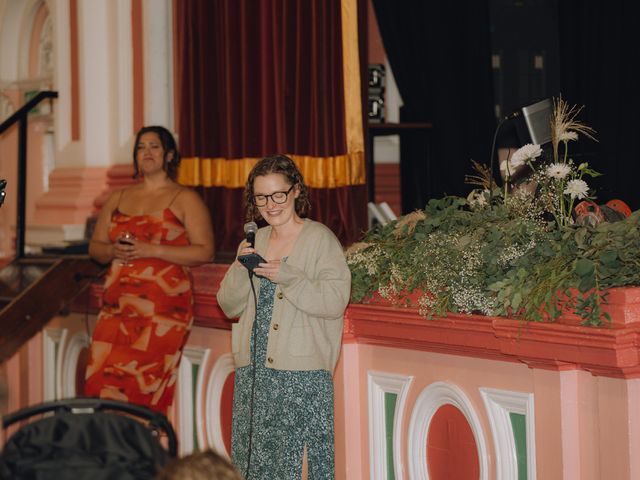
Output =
[
  {"x1": 132, "y1": 125, "x2": 181, "y2": 180},
  {"x1": 244, "y1": 154, "x2": 311, "y2": 222}
]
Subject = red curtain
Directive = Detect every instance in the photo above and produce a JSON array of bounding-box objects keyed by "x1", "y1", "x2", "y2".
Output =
[{"x1": 176, "y1": 0, "x2": 367, "y2": 253}]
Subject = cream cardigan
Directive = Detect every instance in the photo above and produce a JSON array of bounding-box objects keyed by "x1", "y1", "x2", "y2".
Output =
[{"x1": 216, "y1": 219, "x2": 351, "y2": 371}]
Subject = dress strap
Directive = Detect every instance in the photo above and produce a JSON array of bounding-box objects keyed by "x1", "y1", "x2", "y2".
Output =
[
  {"x1": 167, "y1": 188, "x2": 183, "y2": 209},
  {"x1": 116, "y1": 189, "x2": 125, "y2": 209}
]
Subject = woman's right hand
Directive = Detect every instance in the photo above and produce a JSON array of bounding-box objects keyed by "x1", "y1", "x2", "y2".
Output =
[
  {"x1": 112, "y1": 237, "x2": 133, "y2": 263},
  {"x1": 233, "y1": 241, "x2": 255, "y2": 267}
]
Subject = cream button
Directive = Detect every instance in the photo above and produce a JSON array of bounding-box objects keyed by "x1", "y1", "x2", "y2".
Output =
[
  {"x1": 267, "y1": 357, "x2": 274, "y2": 364},
  {"x1": 273, "y1": 323, "x2": 279, "y2": 330}
]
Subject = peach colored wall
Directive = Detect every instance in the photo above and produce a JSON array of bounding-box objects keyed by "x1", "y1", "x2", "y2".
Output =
[
  {"x1": 4, "y1": 269, "x2": 640, "y2": 479},
  {"x1": 367, "y1": 0, "x2": 385, "y2": 65},
  {"x1": 340, "y1": 342, "x2": 639, "y2": 480},
  {"x1": 334, "y1": 343, "x2": 368, "y2": 480},
  {"x1": 28, "y1": 4, "x2": 48, "y2": 78},
  {"x1": 7, "y1": 314, "x2": 640, "y2": 479}
]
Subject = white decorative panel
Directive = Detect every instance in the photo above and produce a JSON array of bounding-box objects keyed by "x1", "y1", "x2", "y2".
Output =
[
  {"x1": 480, "y1": 387, "x2": 536, "y2": 480},
  {"x1": 42, "y1": 328, "x2": 67, "y2": 401},
  {"x1": 61, "y1": 331, "x2": 90, "y2": 398},
  {"x1": 367, "y1": 370, "x2": 413, "y2": 480},
  {"x1": 178, "y1": 345, "x2": 210, "y2": 455}
]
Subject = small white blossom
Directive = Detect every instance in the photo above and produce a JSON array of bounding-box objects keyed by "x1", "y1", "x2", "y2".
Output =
[
  {"x1": 476, "y1": 192, "x2": 488, "y2": 207},
  {"x1": 564, "y1": 179, "x2": 589, "y2": 199},
  {"x1": 498, "y1": 240, "x2": 537, "y2": 267},
  {"x1": 546, "y1": 162, "x2": 572, "y2": 179},
  {"x1": 467, "y1": 189, "x2": 488, "y2": 209},
  {"x1": 510, "y1": 143, "x2": 543, "y2": 168},
  {"x1": 558, "y1": 131, "x2": 578, "y2": 142}
]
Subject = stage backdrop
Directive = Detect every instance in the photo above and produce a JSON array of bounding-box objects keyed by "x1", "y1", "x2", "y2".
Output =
[
  {"x1": 372, "y1": 0, "x2": 496, "y2": 214},
  {"x1": 558, "y1": 0, "x2": 640, "y2": 212},
  {"x1": 175, "y1": 0, "x2": 368, "y2": 253}
]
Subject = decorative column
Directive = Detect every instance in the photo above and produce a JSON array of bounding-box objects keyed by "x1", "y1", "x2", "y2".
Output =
[
  {"x1": 143, "y1": 0, "x2": 173, "y2": 128},
  {"x1": 28, "y1": 0, "x2": 144, "y2": 245}
]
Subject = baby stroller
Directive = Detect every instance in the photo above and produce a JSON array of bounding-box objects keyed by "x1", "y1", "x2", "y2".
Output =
[{"x1": 0, "y1": 397, "x2": 177, "y2": 479}]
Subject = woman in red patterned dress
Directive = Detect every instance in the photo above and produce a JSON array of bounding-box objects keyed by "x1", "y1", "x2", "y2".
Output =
[{"x1": 84, "y1": 126, "x2": 214, "y2": 414}]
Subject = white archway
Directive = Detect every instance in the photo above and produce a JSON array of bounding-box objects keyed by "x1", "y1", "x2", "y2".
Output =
[{"x1": 408, "y1": 381, "x2": 489, "y2": 480}]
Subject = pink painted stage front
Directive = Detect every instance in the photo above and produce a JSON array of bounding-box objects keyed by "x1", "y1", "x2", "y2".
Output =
[{"x1": 3, "y1": 262, "x2": 640, "y2": 479}]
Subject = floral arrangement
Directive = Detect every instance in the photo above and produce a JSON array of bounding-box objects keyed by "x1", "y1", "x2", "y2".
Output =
[
  {"x1": 347, "y1": 98, "x2": 640, "y2": 326},
  {"x1": 499, "y1": 98, "x2": 600, "y2": 227}
]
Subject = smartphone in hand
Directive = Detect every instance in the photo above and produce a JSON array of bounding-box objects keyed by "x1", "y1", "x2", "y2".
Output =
[{"x1": 238, "y1": 253, "x2": 266, "y2": 273}]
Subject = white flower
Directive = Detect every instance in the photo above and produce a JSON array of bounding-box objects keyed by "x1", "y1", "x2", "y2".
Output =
[
  {"x1": 564, "y1": 179, "x2": 589, "y2": 199},
  {"x1": 511, "y1": 143, "x2": 543, "y2": 168},
  {"x1": 476, "y1": 191, "x2": 488, "y2": 206},
  {"x1": 546, "y1": 162, "x2": 572, "y2": 179},
  {"x1": 558, "y1": 131, "x2": 578, "y2": 142},
  {"x1": 467, "y1": 189, "x2": 488, "y2": 208}
]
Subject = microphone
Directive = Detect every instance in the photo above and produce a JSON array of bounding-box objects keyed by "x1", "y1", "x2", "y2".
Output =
[
  {"x1": 244, "y1": 221, "x2": 258, "y2": 248},
  {"x1": 503, "y1": 110, "x2": 521, "y2": 121},
  {"x1": 489, "y1": 111, "x2": 519, "y2": 200}
]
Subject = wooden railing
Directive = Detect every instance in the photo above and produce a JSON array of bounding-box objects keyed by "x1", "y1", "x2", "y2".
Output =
[{"x1": 0, "y1": 90, "x2": 58, "y2": 258}]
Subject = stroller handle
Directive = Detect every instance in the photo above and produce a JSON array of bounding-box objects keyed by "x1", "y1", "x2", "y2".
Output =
[{"x1": 2, "y1": 396, "x2": 178, "y2": 457}]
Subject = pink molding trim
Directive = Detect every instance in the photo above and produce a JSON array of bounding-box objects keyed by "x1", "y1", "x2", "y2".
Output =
[{"x1": 346, "y1": 290, "x2": 640, "y2": 378}]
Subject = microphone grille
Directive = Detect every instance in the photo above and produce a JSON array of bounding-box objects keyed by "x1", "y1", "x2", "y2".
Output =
[{"x1": 244, "y1": 221, "x2": 258, "y2": 234}]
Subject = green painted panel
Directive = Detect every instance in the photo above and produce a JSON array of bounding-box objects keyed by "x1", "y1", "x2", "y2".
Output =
[
  {"x1": 384, "y1": 392, "x2": 397, "y2": 480},
  {"x1": 192, "y1": 364, "x2": 200, "y2": 450},
  {"x1": 509, "y1": 412, "x2": 527, "y2": 480}
]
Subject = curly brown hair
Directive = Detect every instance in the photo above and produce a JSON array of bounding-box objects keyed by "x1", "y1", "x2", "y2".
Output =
[
  {"x1": 133, "y1": 126, "x2": 181, "y2": 180},
  {"x1": 244, "y1": 154, "x2": 311, "y2": 222}
]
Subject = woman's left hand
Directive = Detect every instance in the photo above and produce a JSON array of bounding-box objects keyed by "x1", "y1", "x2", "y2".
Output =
[
  {"x1": 123, "y1": 238, "x2": 156, "y2": 262},
  {"x1": 253, "y1": 259, "x2": 282, "y2": 283}
]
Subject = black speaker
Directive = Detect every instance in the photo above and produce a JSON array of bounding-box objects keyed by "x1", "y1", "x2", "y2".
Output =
[{"x1": 368, "y1": 64, "x2": 385, "y2": 123}]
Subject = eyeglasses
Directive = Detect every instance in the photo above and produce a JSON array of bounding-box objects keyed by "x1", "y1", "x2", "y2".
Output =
[{"x1": 253, "y1": 185, "x2": 295, "y2": 207}]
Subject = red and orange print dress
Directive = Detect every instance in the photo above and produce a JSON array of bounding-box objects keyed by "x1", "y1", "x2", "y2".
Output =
[{"x1": 84, "y1": 207, "x2": 193, "y2": 414}]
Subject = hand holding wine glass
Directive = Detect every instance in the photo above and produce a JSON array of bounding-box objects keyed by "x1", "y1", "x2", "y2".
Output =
[{"x1": 117, "y1": 231, "x2": 136, "y2": 266}]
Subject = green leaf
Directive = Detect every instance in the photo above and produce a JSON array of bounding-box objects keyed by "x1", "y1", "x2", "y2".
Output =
[
  {"x1": 512, "y1": 292, "x2": 522, "y2": 311},
  {"x1": 599, "y1": 250, "x2": 618, "y2": 267},
  {"x1": 574, "y1": 228, "x2": 588, "y2": 247},
  {"x1": 574, "y1": 258, "x2": 595, "y2": 277},
  {"x1": 578, "y1": 275, "x2": 595, "y2": 293}
]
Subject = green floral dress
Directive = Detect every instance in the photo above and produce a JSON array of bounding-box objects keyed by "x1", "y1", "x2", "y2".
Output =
[{"x1": 231, "y1": 276, "x2": 335, "y2": 479}]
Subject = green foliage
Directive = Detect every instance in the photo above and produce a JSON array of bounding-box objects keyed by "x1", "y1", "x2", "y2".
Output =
[{"x1": 347, "y1": 198, "x2": 640, "y2": 327}]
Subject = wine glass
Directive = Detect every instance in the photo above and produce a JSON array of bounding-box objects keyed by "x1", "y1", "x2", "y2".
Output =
[{"x1": 117, "y1": 231, "x2": 135, "y2": 266}]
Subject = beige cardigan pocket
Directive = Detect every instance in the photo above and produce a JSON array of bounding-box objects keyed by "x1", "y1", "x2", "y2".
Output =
[{"x1": 288, "y1": 325, "x2": 317, "y2": 357}]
